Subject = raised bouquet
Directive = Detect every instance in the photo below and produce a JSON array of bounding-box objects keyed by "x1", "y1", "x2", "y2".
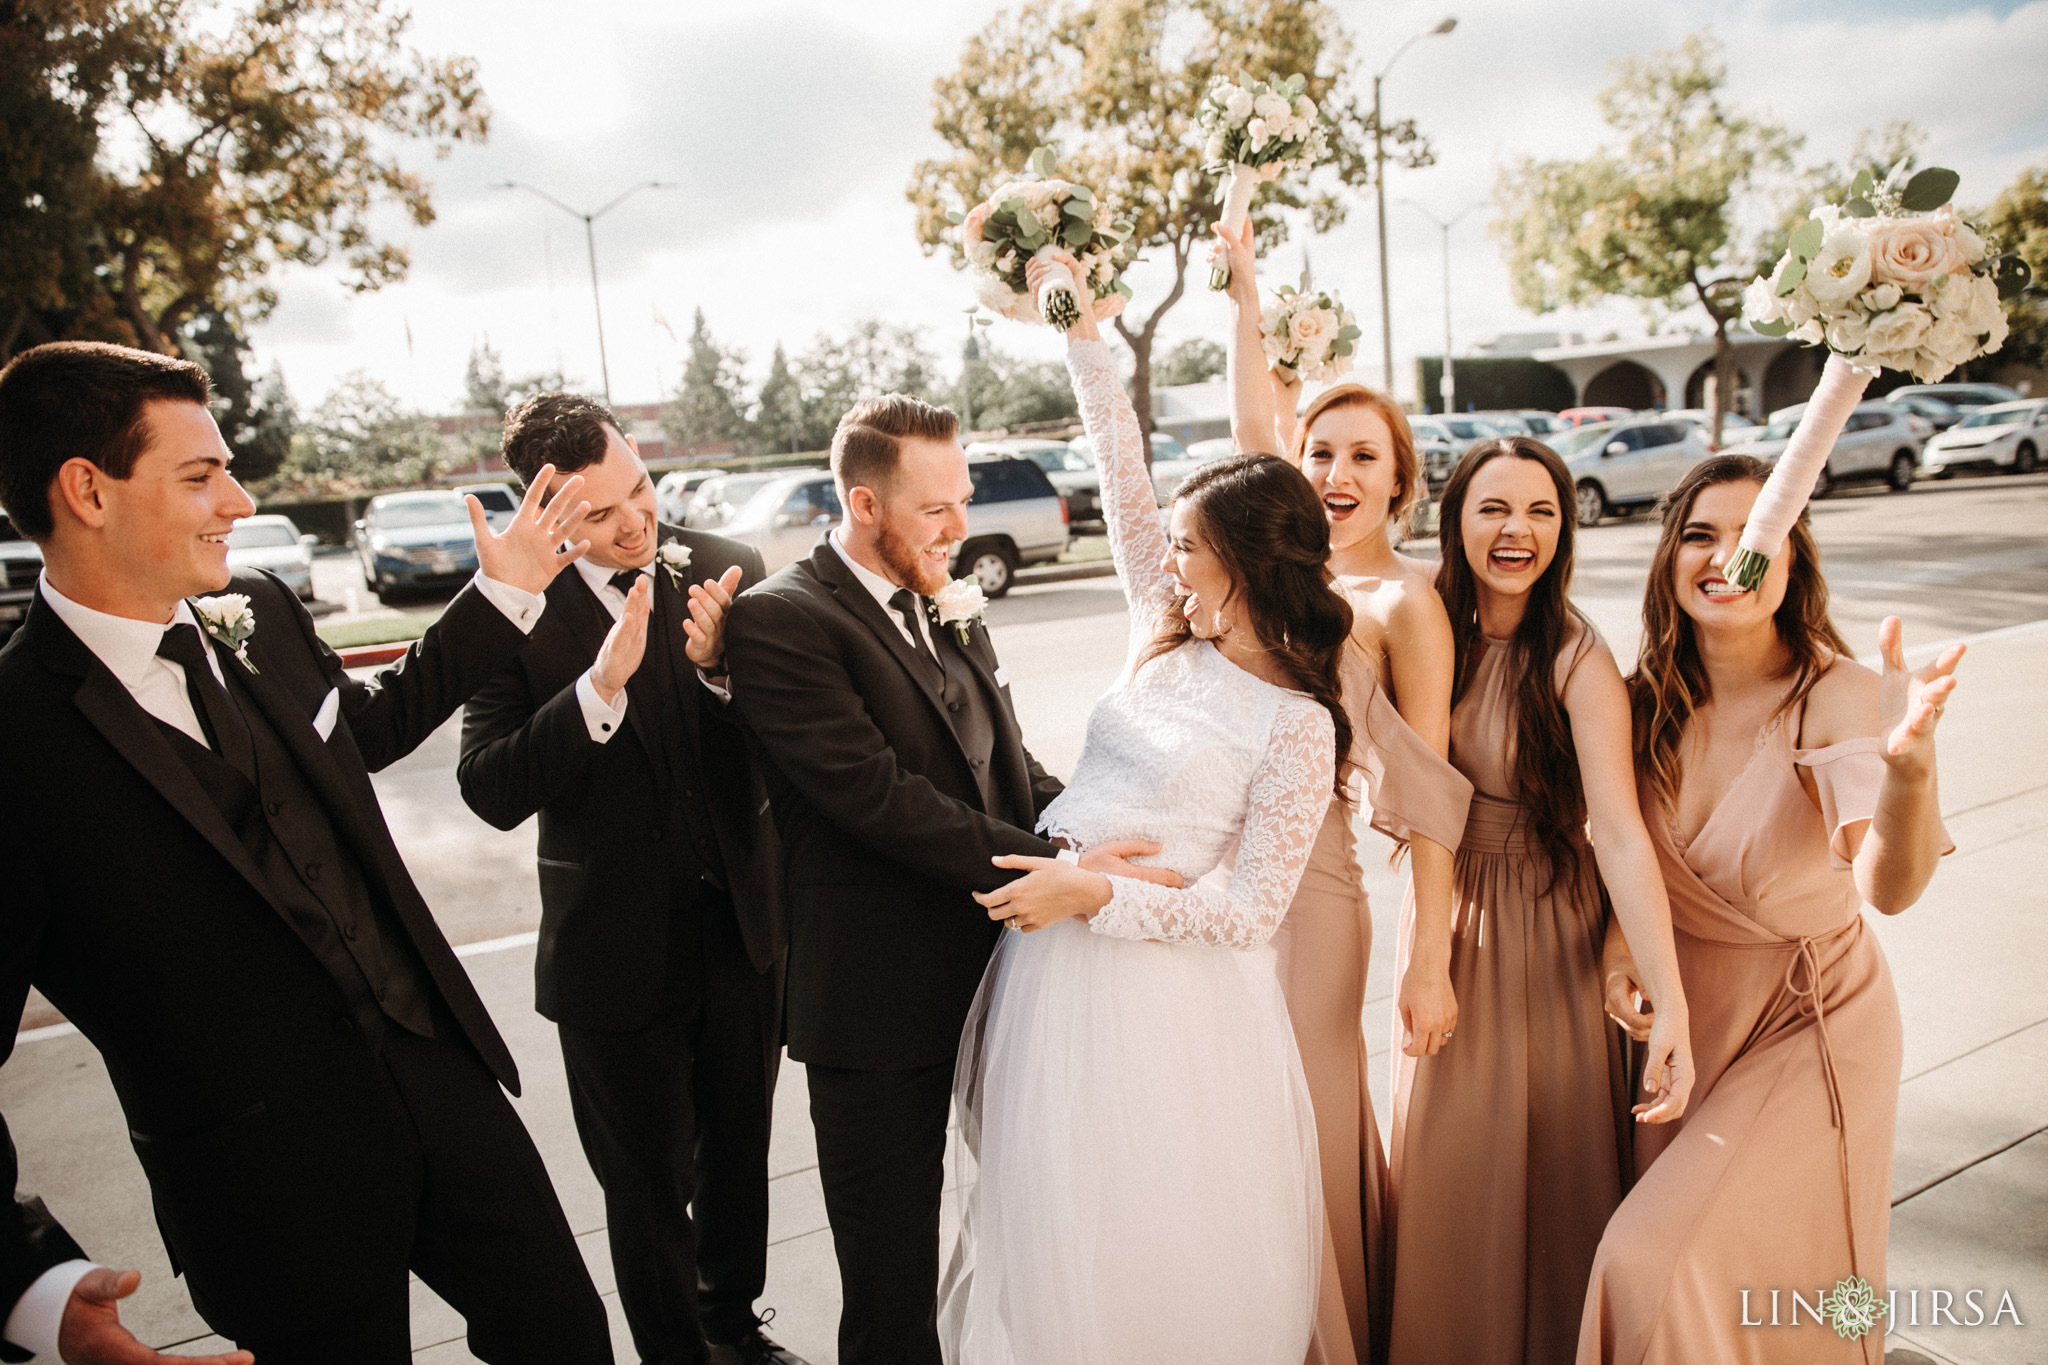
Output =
[
  {"x1": 1728, "y1": 165, "x2": 2030, "y2": 590},
  {"x1": 1198, "y1": 72, "x2": 1329, "y2": 290},
  {"x1": 950, "y1": 147, "x2": 1137, "y2": 329},
  {"x1": 1260, "y1": 286, "x2": 1360, "y2": 383}
]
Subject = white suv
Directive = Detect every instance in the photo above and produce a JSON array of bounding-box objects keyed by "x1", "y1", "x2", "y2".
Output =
[
  {"x1": 1920, "y1": 399, "x2": 2048, "y2": 478},
  {"x1": 1725, "y1": 401, "x2": 1924, "y2": 494},
  {"x1": 1552, "y1": 418, "x2": 1714, "y2": 525}
]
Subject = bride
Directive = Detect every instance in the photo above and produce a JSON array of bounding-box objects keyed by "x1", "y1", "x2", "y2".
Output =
[{"x1": 936, "y1": 249, "x2": 1352, "y2": 1364}]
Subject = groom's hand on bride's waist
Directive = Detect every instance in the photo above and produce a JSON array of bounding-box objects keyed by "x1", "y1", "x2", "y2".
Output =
[{"x1": 1075, "y1": 840, "x2": 1183, "y2": 889}]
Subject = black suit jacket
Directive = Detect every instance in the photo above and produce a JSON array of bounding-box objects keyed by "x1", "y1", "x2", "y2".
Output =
[
  {"x1": 0, "y1": 570, "x2": 530, "y2": 1344},
  {"x1": 723, "y1": 538, "x2": 1062, "y2": 1071},
  {"x1": 456, "y1": 527, "x2": 784, "y2": 1033}
]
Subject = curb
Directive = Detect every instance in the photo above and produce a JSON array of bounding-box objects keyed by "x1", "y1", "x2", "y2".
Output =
[{"x1": 336, "y1": 642, "x2": 411, "y2": 668}]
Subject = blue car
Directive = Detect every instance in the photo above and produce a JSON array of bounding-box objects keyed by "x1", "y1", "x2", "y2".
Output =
[{"x1": 354, "y1": 490, "x2": 491, "y2": 603}]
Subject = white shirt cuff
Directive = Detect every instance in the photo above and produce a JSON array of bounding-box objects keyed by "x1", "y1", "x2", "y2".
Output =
[
  {"x1": 1056, "y1": 847, "x2": 1081, "y2": 865},
  {"x1": 574, "y1": 669, "x2": 629, "y2": 743},
  {"x1": 472, "y1": 572, "x2": 547, "y2": 634},
  {"x1": 697, "y1": 669, "x2": 732, "y2": 704},
  {"x1": 5, "y1": 1260, "x2": 98, "y2": 1357}
]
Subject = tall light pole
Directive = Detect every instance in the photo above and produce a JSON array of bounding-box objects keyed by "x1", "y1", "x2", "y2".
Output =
[
  {"x1": 1372, "y1": 16, "x2": 1457, "y2": 393},
  {"x1": 1400, "y1": 200, "x2": 1482, "y2": 413},
  {"x1": 496, "y1": 180, "x2": 675, "y2": 406}
]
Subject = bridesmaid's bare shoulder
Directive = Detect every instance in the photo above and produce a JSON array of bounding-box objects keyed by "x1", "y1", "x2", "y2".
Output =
[{"x1": 1798, "y1": 652, "x2": 1880, "y2": 750}]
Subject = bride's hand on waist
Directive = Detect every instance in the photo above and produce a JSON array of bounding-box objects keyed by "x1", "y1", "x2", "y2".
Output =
[{"x1": 977, "y1": 856, "x2": 1113, "y2": 931}]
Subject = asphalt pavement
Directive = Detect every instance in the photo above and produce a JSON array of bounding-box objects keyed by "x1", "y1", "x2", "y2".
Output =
[{"x1": 6, "y1": 470, "x2": 2046, "y2": 1362}]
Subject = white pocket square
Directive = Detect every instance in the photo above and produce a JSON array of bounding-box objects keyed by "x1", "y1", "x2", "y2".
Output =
[
  {"x1": 312, "y1": 687, "x2": 340, "y2": 740},
  {"x1": 994, "y1": 665, "x2": 1009, "y2": 688}
]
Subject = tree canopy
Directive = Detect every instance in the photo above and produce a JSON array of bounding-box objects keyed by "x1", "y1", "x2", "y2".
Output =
[{"x1": 1, "y1": 0, "x2": 488, "y2": 362}]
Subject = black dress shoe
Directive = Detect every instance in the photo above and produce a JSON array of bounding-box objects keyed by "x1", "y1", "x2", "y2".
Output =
[{"x1": 705, "y1": 1311, "x2": 809, "y2": 1365}]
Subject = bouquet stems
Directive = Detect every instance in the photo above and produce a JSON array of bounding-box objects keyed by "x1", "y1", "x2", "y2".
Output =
[
  {"x1": 1728, "y1": 353, "x2": 1871, "y2": 591},
  {"x1": 1031, "y1": 247, "x2": 1082, "y2": 330},
  {"x1": 1208, "y1": 166, "x2": 1258, "y2": 291}
]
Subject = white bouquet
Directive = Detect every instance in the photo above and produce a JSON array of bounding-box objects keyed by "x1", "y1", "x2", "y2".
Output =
[
  {"x1": 1259, "y1": 286, "x2": 1359, "y2": 383},
  {"x1": 949, "y1": 147, "x2": 1137, "y2": 329},
  {"x1": 1730, "y1": 164, "x2": 2030, "y2": 590},
  {"x1": 1197, "y1": 73, "x2": 1329, "y2": 289}
]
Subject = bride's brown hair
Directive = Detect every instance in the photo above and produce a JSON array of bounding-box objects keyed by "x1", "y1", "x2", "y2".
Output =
[
  {"x1": 1141, "y1": 453, "x2": 1354, "y2": 794},
  {"x1": 1628, "y1": 454, "x2": 1848, "y2": 816}
]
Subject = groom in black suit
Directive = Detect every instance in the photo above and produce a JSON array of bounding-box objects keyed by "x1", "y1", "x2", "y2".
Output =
[
  {"x1": 723, "y1": 395, "x2": 1172, "y2": 1365},
  {"x1": 0, "y1": 342, "x2": 611, "y2": 1364},
  {"x1": 457, "y1": 395, "x2": 800, "y2": 1365}
]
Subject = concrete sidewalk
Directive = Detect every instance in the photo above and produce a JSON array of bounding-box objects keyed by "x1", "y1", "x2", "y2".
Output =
[{"x1": 4, "y1": 618, "x2": 2044, "y2": 1363}]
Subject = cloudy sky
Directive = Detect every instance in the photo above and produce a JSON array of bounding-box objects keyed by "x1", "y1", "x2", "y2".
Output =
[{"x1": 245, "y1": 0, "x2": 2048, "y2": 415}]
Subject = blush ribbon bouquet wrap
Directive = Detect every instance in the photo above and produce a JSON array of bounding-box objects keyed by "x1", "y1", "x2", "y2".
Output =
[
  {"x1": 1728, "y1": 163, "x2": 2031, "y2": 591},
  {"x1": 1197, "y1": 72, "x2": 1329, "y2": 290},
  {"x1": 949, "y1": 147, "x2": 1137, "y2": 330}
]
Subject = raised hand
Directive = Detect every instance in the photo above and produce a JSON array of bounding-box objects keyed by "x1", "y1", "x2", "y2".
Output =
[
  {"x1": 1208, "y1": 217, "x2": 1258, "y2": 304},
  {"x1": 1025, "y1": 248, "x2": 1098, "y2": 342},
  {"x1": 467, "y1": 463, "x2": 592, "y2": 596},
  {"x1": 1877, "y1": 615, "x2": 1963, "y2": 775},
  {"x1": 60, "y1": 1268, "x2": 255, "y2": 1364},
  {"x1": 682, "y1": 565, "x2": 745, "y2": 673},
  {"x1": 589, "y1": 574, "x2": 653, "y2": 706}
]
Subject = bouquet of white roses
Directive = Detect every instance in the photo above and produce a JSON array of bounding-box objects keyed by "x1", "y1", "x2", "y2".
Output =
[
  {"x1": 1729, "y1": 163, "x2": 2029, "y2": 590},
  {"x1": 1259, "y1": 286, "x2": 1360, "y2": 384},
  {"x1": 1198, "y1": 72, "x2": 1329, "y2": 289},
  {"x1": 948, "y1": 147, "x2": 1137, "y2": 330}
]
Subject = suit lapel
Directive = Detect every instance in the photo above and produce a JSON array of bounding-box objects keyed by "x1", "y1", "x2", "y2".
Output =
[
  {"x1": 810, "y1": 542, "x2": 952, "y2": 722},
  {"x1": 654, "y1": 540, "x2": 702, "y2": 764}
]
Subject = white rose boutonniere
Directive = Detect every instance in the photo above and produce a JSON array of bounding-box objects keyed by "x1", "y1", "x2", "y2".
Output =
[
  {"x1": 192, "y1": 593, "x2": 258, "y2": 673},
  {"x1": 931, "y1": 577, "x2": 989, "y2": 645},
  {"x1": 656, "y1": 541, "x2": 692, "y2": 590}
]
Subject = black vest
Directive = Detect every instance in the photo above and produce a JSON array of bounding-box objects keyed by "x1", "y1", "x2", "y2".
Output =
[
  {"x1": 152, "y1": 668, "x2": 437, "y2": 1044},
  {"x1": 634, "y1": 577, "x2": 728, "y2": 894},
  {"x1": 932, "y1": 625, "x2": 1002, "y2": 819}
]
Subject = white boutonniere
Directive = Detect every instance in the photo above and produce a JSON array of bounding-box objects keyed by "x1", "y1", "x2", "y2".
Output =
[
  {"x1": 192, "y1": 593, "x2": 259, "y2": 673},
  {"x1": 656, "y1": 540, "x2": 692, "y2": 589},
  {"x1": 931, "y1": 577, "x2": 989, "y2": 645}
]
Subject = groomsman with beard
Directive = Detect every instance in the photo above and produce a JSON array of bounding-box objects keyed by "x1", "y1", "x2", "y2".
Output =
[
  {"x1": 0, "y1": 342, "x2": 611, "y2": 1363},
  {"x1": 723, "y1": 395, "x2": 1174, "y2": 1365},
  {"x1": 457, "y1": 395, "x2": 801, "y2": 1365}
]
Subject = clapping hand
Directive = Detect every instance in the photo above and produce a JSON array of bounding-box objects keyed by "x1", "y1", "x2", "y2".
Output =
[
  {"x1": 60, "y1": 1268, "x2": 255, "y2": 1364},
  {"x1": 466, "y1": 464, "x2": 592, "y2": 596},
  {"x1": 682, "y1": 565, "x2": 744, "y2": 675},
  {"x1": 589, "y1": 575, "x2": 653, "y2": 706},
  {"x1": 1878, "y1": 615, "x2": 1963, "y2": 776}
]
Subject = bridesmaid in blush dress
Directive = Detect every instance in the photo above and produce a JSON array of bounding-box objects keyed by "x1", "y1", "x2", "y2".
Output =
[
  {"x1": 1581, "y1": 457, "x2": 1959, "y2": 1365},
  {"x1": 1386, "y1": 438, "x2": 1696, "y2": 1365}
]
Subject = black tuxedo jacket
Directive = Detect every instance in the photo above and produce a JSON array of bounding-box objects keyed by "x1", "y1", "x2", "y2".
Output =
[
  {"x1": 456, "y1": 527, "x2": 784, "y2": 1034},
  {"x1": 723, "y1": 539, "x2": 1062, "y2": 1071},
  {"x1": 0, "y1": 570, "x2": 529, "y2": 1340}
]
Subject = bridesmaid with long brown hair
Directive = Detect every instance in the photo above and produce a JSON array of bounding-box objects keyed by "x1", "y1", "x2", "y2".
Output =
[
  {"x1": 1215, "y1": 222, "x2": 1471, "y2": 1365},
  {"x1": 1581, "y1": 456, "x2": 1958, "y2": 1365},
  {"x1": 1388, "y1": 436, "x2": 1693, "y2": 1365}
]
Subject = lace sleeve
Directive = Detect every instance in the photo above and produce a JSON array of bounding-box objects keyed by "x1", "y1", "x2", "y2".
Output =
[
  {"x1": 1065, "y1": 338, "x2": 1176, "y2": 622},
  {"x1": 1088, "y1": 698, "x2": 1335, "y2": 950}
]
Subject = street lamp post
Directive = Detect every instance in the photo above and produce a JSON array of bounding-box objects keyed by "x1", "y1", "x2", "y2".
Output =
[
  {"x1": 1372, "y1": 16, "x2": 1456, "y2": 393},
  {"x1": 496, "y1": 180, "x2": 675, "y2": 406},
  {"x1": 1400, "y1": 200, "x2": 1481, "y2": 413}
]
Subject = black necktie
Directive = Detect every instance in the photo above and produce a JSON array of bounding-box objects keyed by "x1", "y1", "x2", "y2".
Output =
[
  {"x1": 158, "y1": 623, "x2": 257, "y2": 782},
  {"x1": 609, "y1": 567, "x2": 645, "y2": 599},
  {"x1": 888, "y1": 588, "x2": 940, "y2": 673}
]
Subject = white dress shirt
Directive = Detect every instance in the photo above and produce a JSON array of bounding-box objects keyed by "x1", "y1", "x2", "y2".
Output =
[
  {"x1": 829, "y1": 529, "x2": 937, "y2": 656},
  {"x1": 3, "y1": 569, "x2": 545, "y2": 1356}
]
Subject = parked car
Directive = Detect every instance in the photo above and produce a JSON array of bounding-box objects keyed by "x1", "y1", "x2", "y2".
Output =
[
  {"x1": 445, "y1": 481, "x2": 521, "y2": 531},
  {"x1": 1919, "y1": 399, "x2": 2048, "y2": 478},
  {"x1": 226, "y1": 514, "x2": 318, "y2": 600},
  {"x1": 968, "y1": 438, "x2": 1102, "y2": 530},
  {"x1": 1513, "y1": 410, "x2": 1565, "y2": 435},
  {"x1": 354, "y1": 491, "x2": 482, "y2": 603},
  {"x1": 1403, "y1": 418, "x2": 1459, "y2": 494},
  {"x1": 1887, "y1": 393, "x2": 1963, "y2": 434},
  {"x1": 1887, "y1": 382, "x2": 2024, "y2": 413},
  {"x1": 720, "y1": 456, "x2": 1067, "y2": 596},
  {"x1": 1726, "y1": 400, "x2": 1924, "y2": 495},
  {"x1": 1664, "y1": 408, "x2": 1763, "y2": 450},
  {"x1": 656, "y1": 468, "x2": 726, "y2": 526},
  {"x1": 1551, "y1": 418, "x2": 1714, "y2": 525},
  {"x1": 0, "y1": 513, "x2": 43, "y2": 642},
  {"x1": 1556, "y1": 406, "x2": 1638, "y2": 429},
  {"x1": 684, "y1": 470, "x2": 795, "y2": 529},
  {"x1": 1069, "y1": 431, "x2": 1195, "y2": 504}
]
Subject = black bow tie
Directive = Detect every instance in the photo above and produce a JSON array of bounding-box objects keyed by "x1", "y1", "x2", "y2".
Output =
[{"x1": 608, "y1": 567, "x2": 646, "y2": 597}]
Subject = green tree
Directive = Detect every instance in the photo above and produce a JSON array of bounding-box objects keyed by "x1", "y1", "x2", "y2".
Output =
[
  {"x1": 292, "y1": 372, "x2": 447, "y2": 492},
  {"x1": 1970, "y1": 163, "x2": 2048, "y2": 372},
  {"x1": 1153, "y1": 337, "x2": 1227, "y2": 387},
  {"x1": 909, "y1": 0, "x2": 1426, "y2": 447},
  {"x1": 791, "y1": 320, "x2": 942, "y2": 450},
  {"x1": 1494, "y1": 32, "x2": 1799, "y2": 442},
  {"x1": 1, "y1": 0, "x2": 488, "y2": 362},
  {"x1": 961, "y1": 338, "x2": 1082, "y2": 431},
  {"x1": 186, "y1": 311, "x2": 296, "y2": 484},
  {"x1": 751, "y1": 343, "x2": 805, "y2": 454},
  {"x1": 663, "y1": 309, "x2": 749, "y2": 454}
]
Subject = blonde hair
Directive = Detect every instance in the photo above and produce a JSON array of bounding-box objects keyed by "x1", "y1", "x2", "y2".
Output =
[{"x1": 1289, "y1": 383, "x2": 1424, "y2": 534}]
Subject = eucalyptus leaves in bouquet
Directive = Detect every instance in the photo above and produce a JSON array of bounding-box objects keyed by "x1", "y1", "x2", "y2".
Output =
[
  {"x1": 1198, "y1": 72, "x2": 1330, "y2": 289},
  {"x1": 948, "y1": 147, "x2": 1138, "y2": 330}
]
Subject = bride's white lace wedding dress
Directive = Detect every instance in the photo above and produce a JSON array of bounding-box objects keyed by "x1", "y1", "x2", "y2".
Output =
[{"x1": 937, "y1": 337, "x2": 1329, "y2": 1365}]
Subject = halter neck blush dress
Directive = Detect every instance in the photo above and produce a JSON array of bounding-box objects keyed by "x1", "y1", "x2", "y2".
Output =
[
  {"x1": 1275, "y1": 598, "x2": 1473, "y2": 1365},
  {"x1": 1387, "y1": 626, "x2": 1633, "y2": 1365},
  {"x1": 1577, "y1": 680, "x2": 1950, "y2": 1364}
]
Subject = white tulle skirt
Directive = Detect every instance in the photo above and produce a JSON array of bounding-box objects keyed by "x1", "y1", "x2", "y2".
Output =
[{"x1": 938, "y1": 918, "x2": 1322, "y2": 1365}]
